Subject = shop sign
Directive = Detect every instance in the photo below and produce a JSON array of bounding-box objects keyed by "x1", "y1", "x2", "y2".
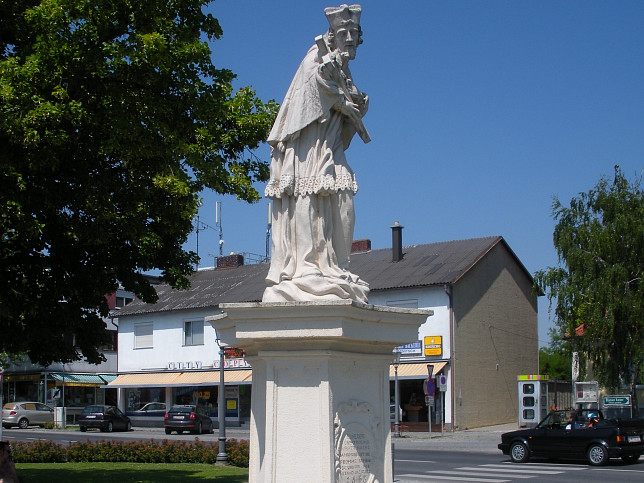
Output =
[
  {"x1": 424, "y1": 336, "x2": 442, "y2": 356},
  {"x1": 395, "y1": 341, "x2": 422, "y2": 355},
  {"x1": 225, "y1": 386, "x2": 239, "y2": 398},
  {"x1": 167, "y1": 361, "x2": 202, "y2": 370},
  {"x1": 213, "y1": 358, "x2": 251, "y2": 369}
]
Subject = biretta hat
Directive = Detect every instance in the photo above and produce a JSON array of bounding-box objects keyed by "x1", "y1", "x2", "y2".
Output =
[{"x1": 325, "y1": 4, "x2": 361, "y2": 30}]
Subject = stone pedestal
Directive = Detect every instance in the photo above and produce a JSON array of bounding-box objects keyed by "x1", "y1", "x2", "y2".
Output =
[{"x1": 207, "y1": 300, "x2": 430, "y2": 483}]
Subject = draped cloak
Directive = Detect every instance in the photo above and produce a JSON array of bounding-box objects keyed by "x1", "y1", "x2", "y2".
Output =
[{"x1": 262, "y1": 44, "x2": 369, "y2": 303}]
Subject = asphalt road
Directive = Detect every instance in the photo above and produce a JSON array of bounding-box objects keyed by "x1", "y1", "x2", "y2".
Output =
[{"x1": 4, "y1": 425, "x2": 643, "y2": 482}]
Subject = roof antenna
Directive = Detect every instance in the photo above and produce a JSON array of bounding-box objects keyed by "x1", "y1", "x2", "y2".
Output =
[{"x1": 215, "y1": 201, "x2": 224, "y2": 257}]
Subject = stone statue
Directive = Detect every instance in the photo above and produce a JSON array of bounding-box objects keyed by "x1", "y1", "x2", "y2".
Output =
[{"x1": 263, "y1": 4, "x2": 370, "y2": 303}]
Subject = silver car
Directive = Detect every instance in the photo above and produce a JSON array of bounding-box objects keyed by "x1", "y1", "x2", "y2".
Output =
[{"x1": 2, "y1": 402, "x2": 55, "y2": 429}]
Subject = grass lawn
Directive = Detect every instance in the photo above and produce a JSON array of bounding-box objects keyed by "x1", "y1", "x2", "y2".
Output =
[{"x1": 15, "y1": 462, "x2": 249, "y2": 482}]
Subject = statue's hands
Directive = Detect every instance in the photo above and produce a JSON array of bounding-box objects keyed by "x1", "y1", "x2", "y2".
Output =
[{"x1": 334, "y1": 99, "x2": 363, "y2": 128}]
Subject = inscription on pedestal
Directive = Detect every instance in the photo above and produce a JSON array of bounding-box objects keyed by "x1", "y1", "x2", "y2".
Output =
[{"x1": 339, "y1": 427, "x2": 372, "y2": 482}]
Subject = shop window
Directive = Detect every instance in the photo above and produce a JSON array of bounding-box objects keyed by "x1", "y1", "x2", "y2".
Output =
[
  {"x1": 134, "y1": 323, "x2": 153, "y2": 349},
  {"x1": 184, "y1": 320, "x2": 204, "y2": 346}
]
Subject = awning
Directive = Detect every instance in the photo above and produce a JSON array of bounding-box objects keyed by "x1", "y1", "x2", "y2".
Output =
[
  {"x1": 106, "y1": 370, "x2": 253, "y2": 388},
  {"x1": 50, "y1": 373, "x2": 110, "y2": 387},
  {"x1": 389, "y1": 362, "x2": 448, "y2": 380},
  {"x1": 100, "y1": 374, "x2": 117, "y2": 383}
]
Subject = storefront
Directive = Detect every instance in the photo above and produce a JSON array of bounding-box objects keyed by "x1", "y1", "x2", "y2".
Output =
[
  {"x1": 107, "y1": 366, "x2": 253, "y2": 426},
  {"x1": 389, "y1": 361, "x2": 448, "y2": 426},
  {"x1": 1, "y1": 371, "x2": 117, "y2": 422}
]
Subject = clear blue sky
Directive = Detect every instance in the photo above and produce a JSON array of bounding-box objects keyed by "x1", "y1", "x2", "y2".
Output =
[{"x1": 187, "y1": 1, "x2": 644, "y2": 348}]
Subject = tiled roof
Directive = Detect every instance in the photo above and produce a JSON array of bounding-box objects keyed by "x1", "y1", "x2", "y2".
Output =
[{"x1": 115, "y1": 236, "x2": 526, "y2": 317}]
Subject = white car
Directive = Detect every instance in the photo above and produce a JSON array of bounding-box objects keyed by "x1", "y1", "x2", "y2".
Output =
[{"x1": 2, "y1": 402, "x2": 55, "y2": 429}]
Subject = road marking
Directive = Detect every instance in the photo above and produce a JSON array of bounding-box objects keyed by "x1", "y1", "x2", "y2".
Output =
[
  {"x1": 460, "y1": 466, "x2": 561, "y2": 475},
  {"x1": 499, "y1": 462, "x2": 587, "y2": 469},
  {"x1": 435, "y1": 470, "x2": 535, "y2": 479},
  {"x1": 397, "y1": 459, "x2": 436, "y2": 463},
  {"x1": 397, "y1": 474, "x2": 510, "y2": 482}
]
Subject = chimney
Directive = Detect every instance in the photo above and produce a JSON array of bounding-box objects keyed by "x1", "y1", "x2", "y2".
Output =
[
  {"x1": 351, "y1": 239, "x2": 371, "y2": 253},
  {"x1": 390, "y1": 221, "x2": 404, "y2": 262},
  {"x1": 216, "y1": 253, "x2": 244, "y2": 270}
]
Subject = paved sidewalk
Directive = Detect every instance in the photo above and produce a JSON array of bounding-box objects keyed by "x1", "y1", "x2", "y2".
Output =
[{"x1": 391, "y1": 422, "x2": 518, "y2": 454}]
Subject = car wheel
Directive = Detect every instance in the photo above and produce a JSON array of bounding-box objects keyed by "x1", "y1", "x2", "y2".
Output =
[
  {"x1": 2, "y1": 424, "x2": 11, "y2": 430},
  {"x1": 126, "y1": 421, "x2": 132, "y2": 432},
  {"x1": 107, "y1": 421, "x2": 113, "y2": 433},
  {"x1": 80, "y1": 426, "x2": 87, "y2": 432},
  {"x1": 18, "y1": 418, "x2": 29, "y2": 429},
  {"x1": 510, "y1": 441, "x2": 529, "y2": 463},
  {"x1": 165, "y1": 428, "x2": 172, "y2": 435},
  {"x1": 192, "y1": 422, "x2": 202, "y2": 435},
  {"x1": 621, "y1": 454, "x2": 640, "y2": 464},
  {"x1": 587, "y1": 443, "x2": 609, "y2": 466}
]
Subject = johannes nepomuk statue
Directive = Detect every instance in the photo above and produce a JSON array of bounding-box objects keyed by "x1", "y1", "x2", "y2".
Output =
[{"x1": 263, "y1": 4, "x2": 370, "y2": 303}]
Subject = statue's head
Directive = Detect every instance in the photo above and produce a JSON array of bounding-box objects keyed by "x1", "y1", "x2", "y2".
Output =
[{"x1": 325, "y1": 4, "x2": 363, "y2": 60}]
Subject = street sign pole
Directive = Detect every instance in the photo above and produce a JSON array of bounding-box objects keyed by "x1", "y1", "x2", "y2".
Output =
[{"x1": 0, "y1": 368, "x2": 4, "y2": 443}]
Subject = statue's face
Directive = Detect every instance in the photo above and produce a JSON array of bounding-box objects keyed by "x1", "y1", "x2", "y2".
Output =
[{"x1": 334, "y1": 24, "x2": 360, "y2": 60}]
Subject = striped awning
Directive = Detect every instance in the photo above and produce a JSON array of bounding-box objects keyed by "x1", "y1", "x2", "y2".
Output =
[
  {"x1": 389, "y1": 362, "x2": 447, "y2": 380},
  {"x1": 106, "y1": 370, "x2": 253, "y2": 388},
  {"x1": 50, "y1": 373, "x2": 111, "y2": 387}
]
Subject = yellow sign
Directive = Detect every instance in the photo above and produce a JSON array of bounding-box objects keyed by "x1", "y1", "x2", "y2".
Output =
[
  {"x1": 198, "y1": 391, "x2": 211, "y2": 399},
  {"x1": 227, "y1": 400, "x2": 237, "y2": 410},
  {"x1": 424, "y1": 336, "x2": 442, "y2": 356}
]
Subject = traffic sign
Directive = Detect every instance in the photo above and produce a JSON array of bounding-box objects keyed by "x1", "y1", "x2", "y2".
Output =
[
  {"x1": 437, "y1": 375, "x2": 447, "y2": 391},
  {"x1": 603, "y1": 395, "x2": 630, "y2": 406},
  {"x1": 423, "y1": 378, "x2": 435, "y2": 397}
]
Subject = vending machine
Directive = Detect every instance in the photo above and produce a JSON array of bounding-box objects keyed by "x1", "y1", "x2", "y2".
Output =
[{"x1": 517, "y1": 375, "x2": 549, "y2": 428}]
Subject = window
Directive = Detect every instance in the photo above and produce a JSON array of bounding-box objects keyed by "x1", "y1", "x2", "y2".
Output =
[
  {"x1": 386, "y1": 299, "x2": 419, "y2": 309},
  {"x1": 134, "y1": 323, "x2": 153, "y2": 349},
  {"x1": 116, "y1": 296, "x2": 134, "y2": 308},
  {"x1": 184, "y1": 320, "x2": 204, "y2": 346},
  {"x1": 523, "y1": 383, "x2": 535, "y2": 394},
  {"x1": 523, "y1": 409, "x2": 535, "y2": 420}
]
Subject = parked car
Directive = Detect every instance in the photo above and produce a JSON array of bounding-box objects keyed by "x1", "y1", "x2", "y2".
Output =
[
  {"x1": 2, "y1": 402, "x2": 55, "y2": 429},
  {"x1": 78, "y1": 405, "x2": 131, "y2": 432},
  {"x1": 164, "y1": 405, "x2": 213, "y2": 435},
  {"x1": 499, "y1": 409, "x2": 644, "y2": 465},
  {"x1": 133, "y1": 402, "x2": 167, "y2": 415}
]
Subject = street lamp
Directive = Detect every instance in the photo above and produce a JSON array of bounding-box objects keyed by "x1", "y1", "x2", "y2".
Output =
[
  {"x1": 215, "y1": 338, "x2": 228, "y2": 465},
  {"x1": 393, "y1": 350, "x2": 401, "y2": 438}
]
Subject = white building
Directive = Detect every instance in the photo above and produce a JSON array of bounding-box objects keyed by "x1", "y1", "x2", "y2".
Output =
[{"x1": 110, "y1": 231, "x2": 538, "y2": 430}]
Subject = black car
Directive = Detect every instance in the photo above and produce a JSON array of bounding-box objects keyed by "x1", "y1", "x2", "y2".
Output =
[
  {"x1": 79, "y1": 405, "x2": 131, "y2": 432},
  {"x1": 499, "y1": 409, "x2": 644, "y2": 466},
  {"x1": 164, "y1": 405, "x2": 213, "y2": 435}
]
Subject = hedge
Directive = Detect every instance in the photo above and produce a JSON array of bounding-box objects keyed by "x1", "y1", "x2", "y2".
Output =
[{"x1": 10, "y1": 438, "x2": 249, "y2": 468}]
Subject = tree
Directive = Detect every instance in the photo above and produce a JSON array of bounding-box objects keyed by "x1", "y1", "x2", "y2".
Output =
[
  {"x1": 539, "y1": 328, "x2": 573, "y2": 381},
  {"x1": 0, "y1": 1, "x2": 278, "y2": 365},
  {"x1": 535, "y1": 166, "x2": 643, "y2": 396}
]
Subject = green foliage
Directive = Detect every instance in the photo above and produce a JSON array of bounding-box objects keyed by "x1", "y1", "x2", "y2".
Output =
[
  {"x1": 0, "y1": 1, "x2": 278, "y2": 364},
  {"x1": 539, "y1": 328, "x2": 573, "y2": 380},
  {"x1": 535, "y1": 166, "x2": 644, "y2": 391},
  {"x1": 15, "y1": 462, "x2": 249, "y2": 483},
  {"x1": 10, "y1": 438, "x2": 250, "y2": 467}
]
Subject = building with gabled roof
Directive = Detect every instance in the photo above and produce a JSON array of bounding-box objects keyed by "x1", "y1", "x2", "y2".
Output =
[{"x1": 110, "y1": 230, "x2": 538, "y2": 430}]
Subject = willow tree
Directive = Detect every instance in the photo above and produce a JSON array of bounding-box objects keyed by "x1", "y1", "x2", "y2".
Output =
[
  {"x1": 535, "y1": 166, "x2": 643, "y2": 401},
  {"x1": 0, "y1": 1, "x2": 278, "y2": 364}
]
